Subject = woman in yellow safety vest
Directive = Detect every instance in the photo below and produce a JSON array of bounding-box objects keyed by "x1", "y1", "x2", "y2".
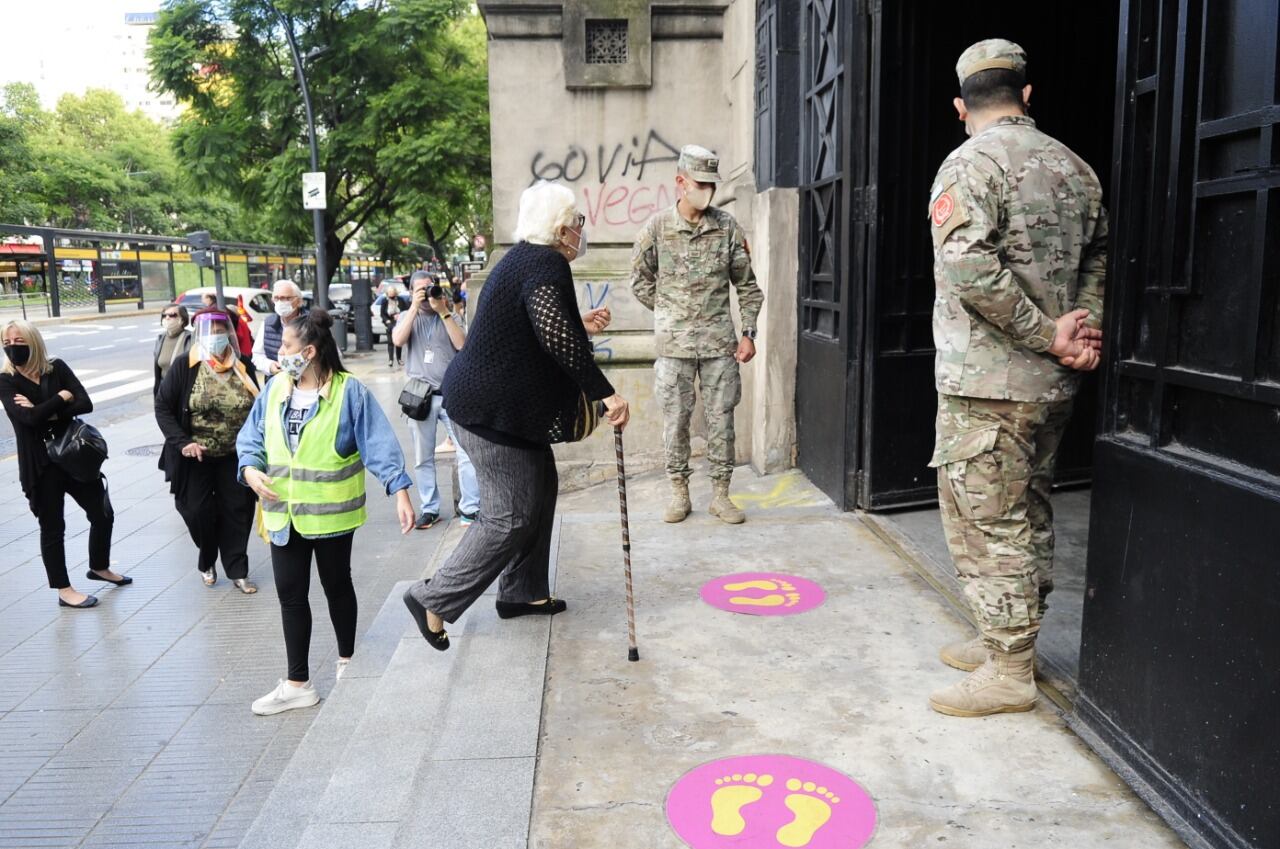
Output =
[{"x1": 236, "y1": 309, "x2": 415, "y2": 716}]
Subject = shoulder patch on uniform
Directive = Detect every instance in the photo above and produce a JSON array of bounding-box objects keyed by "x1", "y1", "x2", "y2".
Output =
[
  {"x1": 930, "y1": 182, "x2": 970, "y2": 248},
  {"x1": 931, "y1": 187, "x2": 957, "y2": 227}
]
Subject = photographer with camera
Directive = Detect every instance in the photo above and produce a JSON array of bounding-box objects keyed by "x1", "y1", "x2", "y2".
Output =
[{"x1": 391, "y1": 271, "x2": 479, "y2": 529}]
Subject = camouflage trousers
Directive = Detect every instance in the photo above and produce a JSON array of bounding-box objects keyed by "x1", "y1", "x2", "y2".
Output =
[
  {"x1": 931, "y1": 394, "x2": 1074, "y2": 653},
  {"x1": 654, "y1": 355, "x2": 741, "y2": 482}
]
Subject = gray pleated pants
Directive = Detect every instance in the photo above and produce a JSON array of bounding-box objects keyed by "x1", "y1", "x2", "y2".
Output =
[{"x1": 409, "y1": 424, "x2": 557, "y2": 623}]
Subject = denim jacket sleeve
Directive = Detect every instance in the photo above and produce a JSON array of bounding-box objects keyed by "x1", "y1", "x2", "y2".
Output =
[
  {"x1": 338, "y1": 377, "x2": 413, "y2": 495},
  {"x1": 235, "y1": 379, "x2": 272, "y2": 486}
]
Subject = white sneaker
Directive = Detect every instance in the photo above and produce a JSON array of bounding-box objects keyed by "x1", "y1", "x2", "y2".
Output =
[
  {"x1": 335, "y1": 658, "x2": 350, "y2": 681},
  {"x1": 251, "y1": 679, "x2": 319, "y2": 716}
]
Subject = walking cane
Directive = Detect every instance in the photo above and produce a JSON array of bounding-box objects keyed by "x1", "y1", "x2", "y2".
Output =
[{"x1": 614, "y1": 426, "x2": 640, "y2": 662}]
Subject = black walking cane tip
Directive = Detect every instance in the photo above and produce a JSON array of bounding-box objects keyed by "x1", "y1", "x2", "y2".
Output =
[{"x1": 628, "y1": 647, "x2": 640, "y2": 662}]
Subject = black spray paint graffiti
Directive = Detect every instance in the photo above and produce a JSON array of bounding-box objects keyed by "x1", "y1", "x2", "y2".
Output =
[{"x1": 528, "y1": 130, "x2": 681, "y2": 186}]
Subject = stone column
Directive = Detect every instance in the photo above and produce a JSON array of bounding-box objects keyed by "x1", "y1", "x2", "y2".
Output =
[{"x1": 478, "y1": 0, "x2": 734, "y2": 489}]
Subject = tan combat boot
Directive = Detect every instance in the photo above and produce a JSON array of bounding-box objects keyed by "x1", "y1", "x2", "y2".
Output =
[
  {"x1": 939, "y1": 635, "x2": 987, "y2": 672},
  {"x1": 663, "y1": 479, "x2": 692, "y2": 523},
  {"x1": 928, "y1": 647, "x2": 1037, "y2": 717},
  {"x1": 708, "y1": 481, "x2": 745, "y2": 525}
]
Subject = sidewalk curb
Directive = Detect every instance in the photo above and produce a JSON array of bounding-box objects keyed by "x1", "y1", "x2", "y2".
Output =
[{"x1": 27, "y1": 308, "x2": 164, "y2": 326}]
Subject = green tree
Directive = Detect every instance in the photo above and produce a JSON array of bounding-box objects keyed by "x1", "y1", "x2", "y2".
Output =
[
  {"x1": 0, "y1": 83, "x2": 49, "y2": 224},
  {"x1": 149, "y1": 0, "x2": 491, "y2": 285}
]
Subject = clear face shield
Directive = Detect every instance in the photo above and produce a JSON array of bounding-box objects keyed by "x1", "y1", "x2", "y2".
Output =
[{"x1": 194, "y1": 312, "x2": 236, "y2": 363}]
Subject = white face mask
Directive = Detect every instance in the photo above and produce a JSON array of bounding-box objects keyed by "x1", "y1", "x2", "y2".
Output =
[
  {"x1": 565, "y1": 227, "x2": 588, "y2": 260},
  {"x1": 274, "y1": 300, "x2": 296, "y2": 318},
  {"x1": 683, "y1": 181, "x2": 714, "y2": 211},
  {"x1": 162, "y1": 317, "x2": 183, "y2": 335}
]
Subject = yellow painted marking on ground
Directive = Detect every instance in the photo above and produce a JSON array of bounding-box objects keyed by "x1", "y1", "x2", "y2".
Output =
[{"x1": 730, "y1": 471, "x2": 825, "y2": 510}]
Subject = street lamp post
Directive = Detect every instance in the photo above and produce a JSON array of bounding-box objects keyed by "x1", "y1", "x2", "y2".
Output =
[{"x1": 271, "y1": 6, "x2": 329, "y2": 309}]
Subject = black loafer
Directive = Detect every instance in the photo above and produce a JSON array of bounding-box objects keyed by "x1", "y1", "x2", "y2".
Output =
[
  {"x1": 86, "y1": 570, "x2": 132, "y2": 587},
  {"x1": 403, "y1": 585, "x2": 449, "y2": 651},
  {"x1": 58, "y1": 595, "x2": 99, "y2": 609},
  {"x1": 496, "y1": 598, "x2": 567, "y2": 620}
]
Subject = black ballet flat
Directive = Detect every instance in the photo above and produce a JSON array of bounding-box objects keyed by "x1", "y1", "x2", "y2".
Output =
[
  {"x1": 58, "y1": 595, "x2": 99, "y2": 609},
  {"x1": 403, "y1": 585, "x2": 449, "y2": 651},
  {"x1": 496, "y1": 597, "x2": 567, "y2": 620},
  {"x1": 86, "y1": 570, "x2": 132, "y2": 587}
]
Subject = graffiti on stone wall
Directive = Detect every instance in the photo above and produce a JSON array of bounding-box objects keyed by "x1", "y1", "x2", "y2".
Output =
[{"x1": 529, "y1": 130, "x2": 681, "y2": 229}]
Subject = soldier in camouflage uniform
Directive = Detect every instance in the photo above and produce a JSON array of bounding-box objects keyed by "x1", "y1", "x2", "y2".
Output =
[
  {"x1": 631, "y1": 145, "x2": 764, "y2": 525},
  {"x1": 927, "y1": 40, "x2": 1108, "y2": 717}
]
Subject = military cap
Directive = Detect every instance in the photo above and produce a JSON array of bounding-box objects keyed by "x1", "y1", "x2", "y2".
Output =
[
  {"x1": 678, "y1": 145, "x2": 721, "y2": 183},
  {"x1": 956, "y1": 38, "x2": 1027, "y2": 86}
]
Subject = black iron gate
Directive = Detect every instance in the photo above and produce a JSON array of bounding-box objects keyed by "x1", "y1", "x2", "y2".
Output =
[
  {"x1": 795, "y1": 0, "x2": 867, "y2": 508},
  {"x1": 1076, "y1": 1, "x2": 1280, "y2": 847}
]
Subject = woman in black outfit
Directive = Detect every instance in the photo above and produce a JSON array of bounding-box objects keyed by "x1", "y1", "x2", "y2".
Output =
[
  {"x1": 155, "y1": 308, "x2": 260, "y2": 593},
  {"x1": 403, "y1": 181, "x2": 628, "y2": 648},
  {"x1": 0, "y1": 320, "x2": 130, "y2": 609}
]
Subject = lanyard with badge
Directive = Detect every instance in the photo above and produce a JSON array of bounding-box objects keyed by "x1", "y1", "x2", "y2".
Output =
[{"x1": 423, "y1": 314, "x2": 440, "y2": 365}]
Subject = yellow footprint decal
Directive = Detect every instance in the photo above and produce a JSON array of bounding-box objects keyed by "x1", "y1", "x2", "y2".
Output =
[
  {"x1": 776, "y1": 778, "x2": 839, "y2": 847},
  {"x1": 723, "y1": 580, "x2": 782, "y2": 592},
  {"x1": 709, "y1": 773, "x2": 773, "y2": 836},
  {"x1": 725, "y1": 579, "x2": 802, "y2": 608}
]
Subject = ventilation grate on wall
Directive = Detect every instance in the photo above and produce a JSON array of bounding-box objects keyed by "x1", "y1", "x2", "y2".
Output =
[{"x1": 585, "y1": 19, "x2": 628, "y2": 65}]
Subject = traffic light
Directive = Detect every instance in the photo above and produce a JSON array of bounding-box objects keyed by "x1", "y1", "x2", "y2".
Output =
[{"x1": 187, "y1": 230, "x2": 216, "y2": 268}]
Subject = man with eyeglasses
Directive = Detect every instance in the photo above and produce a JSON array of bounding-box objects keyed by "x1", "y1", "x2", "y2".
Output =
[{"x1": 253, "y1": 279, "x2": 307, "y2": 376}]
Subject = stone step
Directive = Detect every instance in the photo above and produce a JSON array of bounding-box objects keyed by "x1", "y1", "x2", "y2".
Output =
[
  {"x1": 241, "y1": 518, "x2": 560, "y2": 849},
  {"x1": 237, "y1": 578, "x2": 419, "y2": 849}
]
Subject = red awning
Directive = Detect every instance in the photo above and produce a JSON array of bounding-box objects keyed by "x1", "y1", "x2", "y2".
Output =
[{"x1": 0, "y1": 244, "x2": 43, "y2": 256}]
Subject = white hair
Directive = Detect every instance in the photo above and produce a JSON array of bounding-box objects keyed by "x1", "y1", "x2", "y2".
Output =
[
  {"x1": 514, "y1": 181, "x2": 579, "y2": 245},
  {"x1": 273, "y1": 278, "x2": 301, "y2": 297}
]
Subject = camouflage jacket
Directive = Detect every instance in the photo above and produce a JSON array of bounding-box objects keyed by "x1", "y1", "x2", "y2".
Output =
[
  {"x1": 630, "y1": 205, "x2": 764, "y2": 358},
  {"x1": 929, "y1": 115, "x2": 1108, "y2": 402}
]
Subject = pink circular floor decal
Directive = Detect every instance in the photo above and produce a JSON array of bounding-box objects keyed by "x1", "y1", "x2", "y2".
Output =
[
  {"x1": 667, "y1": 754, "x2": 877, "y2": 848},
  {"x1": 700, "y1": 572, "x2": 826, "y2": 616}
]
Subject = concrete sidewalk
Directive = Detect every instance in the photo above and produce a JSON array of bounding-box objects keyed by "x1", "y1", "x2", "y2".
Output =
[{"x1": 530, "y1": 469, "x2": 1185, "y2": 848}]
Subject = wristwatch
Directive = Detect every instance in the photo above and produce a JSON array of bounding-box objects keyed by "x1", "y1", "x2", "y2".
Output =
[{"x1": 742, "y1": 329, "x2": 757, "y2": 340}]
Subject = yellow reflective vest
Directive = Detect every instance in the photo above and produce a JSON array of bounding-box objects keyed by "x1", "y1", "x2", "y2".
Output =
[{"x1": 261, "y1": 372, "x2": 368, "y2": 536}]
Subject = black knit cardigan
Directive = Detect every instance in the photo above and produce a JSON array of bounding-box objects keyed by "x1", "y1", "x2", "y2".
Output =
[{"x1": 441, "y1": 241, "x2": 615, "y2": 445}]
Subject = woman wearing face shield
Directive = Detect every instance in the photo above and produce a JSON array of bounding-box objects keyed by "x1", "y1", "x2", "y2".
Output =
[{"x1": 155, "y1": 308, "x2": 262, "y2": 593}]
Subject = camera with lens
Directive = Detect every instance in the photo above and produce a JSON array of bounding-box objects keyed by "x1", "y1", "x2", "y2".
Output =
[{"x1": 428, "y1": 284, "x2": 444, "y2": 300}]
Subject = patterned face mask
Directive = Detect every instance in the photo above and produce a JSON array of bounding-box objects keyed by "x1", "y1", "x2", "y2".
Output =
[{"x1": 279, "y1": 351, "x2": 311, "y2": 381}]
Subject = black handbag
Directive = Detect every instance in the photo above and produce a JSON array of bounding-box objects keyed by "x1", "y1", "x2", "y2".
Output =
[
  {"x1": 398, "y1": 377, "x2": 435, "y2": 421},
  {"x1": 44, "y1": 418, "x2": 109, "y2": 481}
]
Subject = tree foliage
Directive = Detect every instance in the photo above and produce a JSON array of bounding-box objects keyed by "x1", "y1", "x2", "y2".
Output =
[
  {"x1": 149, "y1": 0, "x2": 491, "y2": 282},
  {"x1": 0, "y1": 83, "x2": 244, "y2": 235}
]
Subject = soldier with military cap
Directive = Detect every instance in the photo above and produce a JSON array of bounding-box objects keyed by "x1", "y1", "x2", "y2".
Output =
[
  {"x1": 631, "y1": 144, "x2": 764, "y2": 525},
  {"x1": 926, "y1": 39, "x2": 1108, "y2": 716}
]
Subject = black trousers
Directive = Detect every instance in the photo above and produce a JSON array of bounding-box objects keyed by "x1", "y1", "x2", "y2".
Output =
[
  {"x1": 32, "y1": 465, "x2": 114, "y2": 590},
  {"x1": 386, "y1": 331, "x2": 402, "y2": 364},
  {"x1": 174, "y1": 453, "x2": 255, "y2": 580},
  {"x1": 270, "y1": 531, "x2": 357, "y2": 682}
]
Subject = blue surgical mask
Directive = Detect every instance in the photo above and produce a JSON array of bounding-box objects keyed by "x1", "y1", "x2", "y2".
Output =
[{"x1": 206, "y1": 334, "x2": 230, "y2": 357}]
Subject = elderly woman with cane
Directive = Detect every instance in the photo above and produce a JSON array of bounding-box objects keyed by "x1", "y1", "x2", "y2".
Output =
[{"x1": 403, "y1": 181, "x2": 628, "y2": 649}]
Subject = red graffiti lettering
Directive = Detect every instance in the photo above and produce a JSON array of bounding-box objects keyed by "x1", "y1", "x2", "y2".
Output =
[{"x1": 581, "y1": 182, "x2": 675, "y2": 228}]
